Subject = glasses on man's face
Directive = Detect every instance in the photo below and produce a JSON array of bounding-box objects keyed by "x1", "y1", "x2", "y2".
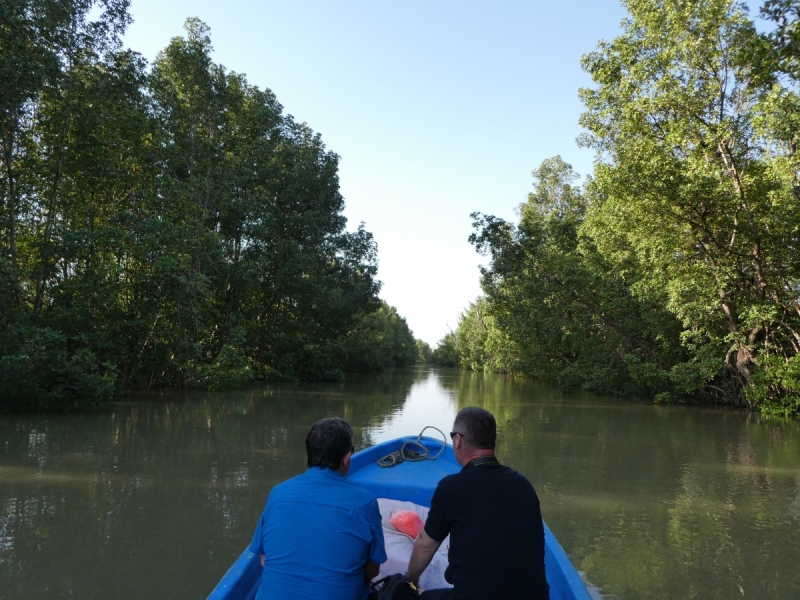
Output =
[
  {"x1": 351, "y1": 445, "x2": 355, "y2": 454},
  {"x1": 449, "y1": 431, "x2": 462, "y2": 441}
]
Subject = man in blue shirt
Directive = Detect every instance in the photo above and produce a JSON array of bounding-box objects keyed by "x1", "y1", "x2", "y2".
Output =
[{"x1": 249, "y1": 417, "x2": 387, "y2": 600}]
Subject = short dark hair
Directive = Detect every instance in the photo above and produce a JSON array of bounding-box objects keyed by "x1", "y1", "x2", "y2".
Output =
[
  {"x1": 453, "y1": 407, "x2": 496, "y2": 450},
  {"x1": 306, "y1": 417, "x2": 353, "y2": 470}
]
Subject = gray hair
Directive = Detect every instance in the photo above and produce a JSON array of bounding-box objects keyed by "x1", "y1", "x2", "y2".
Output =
[{"x1": 453, "y1": 407, "x2": 496, "y2": 450}]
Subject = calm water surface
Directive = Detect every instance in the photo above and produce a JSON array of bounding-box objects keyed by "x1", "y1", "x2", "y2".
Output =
[{"x1": 1, "y1": 368, "x2": 799, "y2": 599}]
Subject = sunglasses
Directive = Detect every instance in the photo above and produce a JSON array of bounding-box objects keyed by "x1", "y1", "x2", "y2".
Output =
[{"x1": 449, "y1": 431, "x2": 463, "y2": 440}]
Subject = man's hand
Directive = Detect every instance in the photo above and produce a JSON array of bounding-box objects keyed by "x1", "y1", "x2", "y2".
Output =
[
  {"x1": 406, "y1": 529, "x2": 442, "y2": 586},
  {"x1": 364, "y1": 562, "x2": 380, "y2": 582}
]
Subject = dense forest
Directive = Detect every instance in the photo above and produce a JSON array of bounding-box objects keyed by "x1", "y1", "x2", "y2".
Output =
[
  {"x1": 8, "y1": 0, "x2": 800, "y2": 417},
  {"x1": 433, "y1": 0, "x2": 800, "y2": 416},
  {"x1": 0, "y1": 2, "x2": 420, "y2": 409}
]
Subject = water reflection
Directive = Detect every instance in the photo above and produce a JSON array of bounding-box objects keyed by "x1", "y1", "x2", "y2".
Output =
[
  {"x1": 0, "y1": 368, "x2": 424, "y2": 599},
  {"x1": 1, "y1": 367, "x2": 799, "y2": 599},
  {"x1": 438, "y1": 369, "x2": 800, "y2": 599}
]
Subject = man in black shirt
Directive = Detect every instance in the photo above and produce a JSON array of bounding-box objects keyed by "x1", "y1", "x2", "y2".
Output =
[{"x1": 405, "y1": 407, "x2": 550, "y2": 599}]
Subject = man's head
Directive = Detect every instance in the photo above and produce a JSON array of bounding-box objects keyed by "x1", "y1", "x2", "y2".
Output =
[
  {"x1": 305, "y1": 417, "x2": 354, "y2": 473},
  {"x1": 451, "y1": 406, "x2": 496, "y2": 453}
]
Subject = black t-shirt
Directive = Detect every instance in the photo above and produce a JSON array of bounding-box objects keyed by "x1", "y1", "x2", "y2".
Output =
[{"x1": 424, "y1": 461, "x2": 550, "y2": 600}]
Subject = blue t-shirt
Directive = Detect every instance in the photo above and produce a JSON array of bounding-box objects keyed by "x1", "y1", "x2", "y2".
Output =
[{"x1": 249, "y1": 467, "x2": 387, "y2": 600}]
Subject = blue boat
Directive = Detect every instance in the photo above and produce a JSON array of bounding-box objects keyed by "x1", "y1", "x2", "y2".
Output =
[{"x1": 208, "y1": 435, "x2": 591, "y2": 600}]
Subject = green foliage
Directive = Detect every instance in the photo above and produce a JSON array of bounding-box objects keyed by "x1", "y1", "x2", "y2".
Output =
[
  {"x1": 415, "y1": 339, "x2": 432, "y2": 363},
  {"x1": 461, "y1": 1, "x2": 800, "y2": 415},
  {"x1": 342, "y1": 301, "x2": 418, "y2": 371},
  {"x1": 195, "y1": 345, "x2": 254, "y2": 392},
  {"x1": 746, "y1": 354, "x2": 800, "y2": 416},
  {"x1": 430, "y1": 332, "x2": 459, "y2": 367},
  {"x1": 577, "y1": 0, "x2": 800, "y2": 413},
  {"x1": 454, "y1": 301, "x2": 490, "y2": 371},
  {"x1": 0, "y1": 326, "x2": 117, "y2": 410},
  {"x1": 453, "y1": 299, "x2": 508, "y2": 373},
  {"x1": 744, "y1": 0, "x2": 800, "y2": 84},
  {"x1": 0, "y1": 11, "x2": 404, "y2": 407},
  {"x1": 469, "y1": 156, "x2": 682, "y2": 396}
]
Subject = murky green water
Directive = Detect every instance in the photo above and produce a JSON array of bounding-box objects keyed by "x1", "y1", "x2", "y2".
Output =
[{"x1": 1, "y1": 368, "x2": 799, "y2": 599}]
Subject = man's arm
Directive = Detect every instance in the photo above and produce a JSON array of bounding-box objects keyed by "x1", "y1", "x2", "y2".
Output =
[
  {"x1": 364, "y1": 562, "x2": 380, "y2": 582},
  {"x1": 363, "y1": 498, "x2": 387, "y2": 583},
  {"x1": 405, "y1": 530, "x2": 442, "y2": 586}
]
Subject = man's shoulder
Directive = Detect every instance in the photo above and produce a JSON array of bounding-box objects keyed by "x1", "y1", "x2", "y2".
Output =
[
  {"x1": 267, "y1": 469, "x2": 333, "y2": 501},
  {"x1": 433, "y1": 471, "x2": 462, "y2": 491},
  {"x1": 343, "y1": 481, "x2": 384, "y2": 516},
  {"x1": 269, "y1": 470, "x2": 310, "y2": 494},
  {"x1": 433, "y1": 470, "x2": 475, "y2": 498},
  {"x1": 339, "y1": 477, "x2": 379, "y2": 502},
  {"x1": 494, "y1": 465, "x2": 537, "y2": 493},
  {"x1": 307, "y1": 469, "x2": 378, "y2": 505},
  {"x1": 262, "y1": 474, "x2": 298, "y2": 508},
  {"x1": 441, "y1": 464, "x2": 536, "y2": 492},
  {"x1": 500, "y1": 464, "x2": 535, "y2": 483},
  {"x1": 269, "y1": 470, "x2": 378, "y2": 512}
]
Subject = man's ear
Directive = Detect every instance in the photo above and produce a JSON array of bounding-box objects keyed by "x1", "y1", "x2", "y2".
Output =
[{"x1": 341, "y1": 451, "x2": 351, "y2": 470}]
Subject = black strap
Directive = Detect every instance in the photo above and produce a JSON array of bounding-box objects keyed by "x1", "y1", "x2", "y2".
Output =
[
  {"x1": 370, "y1": 573, "x2": 420, "y2": 600},
  {"x1": 463, "y1": 456, "x2": 500, "y2": 469}
]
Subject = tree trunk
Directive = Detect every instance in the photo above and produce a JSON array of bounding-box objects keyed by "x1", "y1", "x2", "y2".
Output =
[
  {"x1": 33, "y1": 132, "x2": 67, "y2": 315},
  {"x1": 1, "y1": 118, "x2": 23, "y2": 307},
  {"x1": 717, "y1": 141, "x2": 768, "y2": 302}
]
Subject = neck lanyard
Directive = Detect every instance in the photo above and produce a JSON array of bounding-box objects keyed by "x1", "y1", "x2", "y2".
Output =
[{"x1": 464, "y1": 456, "x2": 500, "y2": 469}]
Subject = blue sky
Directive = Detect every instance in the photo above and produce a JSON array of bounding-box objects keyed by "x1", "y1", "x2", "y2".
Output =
[{"x1": 122, "y1": 0, "x2": 631, "y2": 345}]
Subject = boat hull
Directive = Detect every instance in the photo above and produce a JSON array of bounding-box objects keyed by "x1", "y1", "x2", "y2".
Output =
[{"x1": 208, "y1": 436, "x2": 591, "y2": 600}]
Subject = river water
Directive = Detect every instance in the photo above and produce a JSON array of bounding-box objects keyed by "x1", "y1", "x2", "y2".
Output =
[{"x1": 1, "y1": 367, "x2": 799, "y2": 599}]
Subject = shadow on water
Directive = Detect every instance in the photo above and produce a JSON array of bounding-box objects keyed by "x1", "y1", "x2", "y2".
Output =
[{"x1": 1, "y1": 367, "x2": 799, "y2": 599}]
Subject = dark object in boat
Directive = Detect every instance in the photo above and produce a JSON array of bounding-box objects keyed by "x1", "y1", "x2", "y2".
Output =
[{"x1": 370, "y1": 573, "x2": 421, "y2": 600}]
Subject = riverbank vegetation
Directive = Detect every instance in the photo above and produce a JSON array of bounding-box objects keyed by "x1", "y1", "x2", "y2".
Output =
[
  {"x1": 435, "y1": 0, "x2": 800, "y2": 416},
  {"x1": 0, "y1": 4, "x2": 421, "y2": 410}
]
